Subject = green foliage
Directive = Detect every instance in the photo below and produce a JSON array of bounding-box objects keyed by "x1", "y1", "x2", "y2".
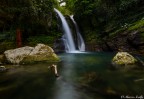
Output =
[
  {"x1": 0, "y1": 30, "x2": 16, "y2": 41},
  {"x1": 0, "y1": 0, "x2": 62, "y2": 51},
  {"x1": 57, "y1": 6, "x2": 72, "y2": 15},
  {"x1": 109, "y1": 28, "x2": 126, "y2": 37},
  {"x1": 27, "y1": 35, "x2": 55, "y2": 46},
  {"x1": 1, "y1": 0, "x2": 144, "y2": 51},
  {"x1": 26, "y1": 27, "x2": 62, "y2": 46},
  {"x1": 64, "y1": 0, "x2": 144, "y2": 44},
  {"x1": 64, "y1": 0, "x2": 74, "y2": 13},
  {"x1": 128, "y1": 18, "x2": 144, "y2": 31},
  {"x1": 0, "y1": 30, "x2": 16, "y2": 53},
  {"x1": 0, "y1": 41, "x2": 16, "y2": 53},
  {"x1": 0, "y1": 0, "x2": 58, "y2": 32},
  {"x1": 84, "y1": 30, "x2": 98, "y2": 42},
  {"x1": 119, "y1": 0, "x2": 140, "y2": 11}
]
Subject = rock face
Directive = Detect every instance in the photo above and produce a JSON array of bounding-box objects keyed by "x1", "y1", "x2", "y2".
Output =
[
  {"x1": 112, "y1": 52, "x2": 137, "y2": 65},
  {"x1": 84, "y1": 30, "x2": 144, "y2": 54},
  {"x1": 101, "y1": 30, "x2": 144, "y2": 55},
  {"x1": 4, "y1": 44, "x2": 60, "y2": 64},
  {"x1": 53, "y1": 38, "x2": 65, "y2": 53}
]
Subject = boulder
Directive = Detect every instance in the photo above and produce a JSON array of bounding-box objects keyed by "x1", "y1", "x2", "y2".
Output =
[
  {"x1": 4, "y1": 44, "x2": 60, "y2": 64},
  {"x1": 112, "y1": 52, "x2": 137, "y2": 65},
  {"x1": 4, "y1": 46, "x2": 34, "y2": 64},
  {"x1": 22, "y1": 44, "x2": 60, "y2": 64}
]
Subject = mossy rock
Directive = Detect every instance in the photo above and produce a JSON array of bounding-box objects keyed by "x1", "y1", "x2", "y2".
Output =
[
  {"x1": 21, "y1": 53, "x2": 60, "y2": 64},
  {"x1": 21, "y1": 43, "x2": 60, "y2": 64},
  {"x1": 112, "y1": 52, "x2": 137, "y2": 65},
  {"x1": 4, "y1": 43, "x2": 60, "y2": 64},
  {"x1": 112, "y1": 52, "x2": 138, "y2": 70}
]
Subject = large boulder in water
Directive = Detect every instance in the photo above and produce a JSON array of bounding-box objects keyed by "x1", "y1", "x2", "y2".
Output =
[
  {"x1": 112, "y1": 52, "x2": 137, "y2": 69},
  {"x1": 4, "y1": 44, "x2": 60, "y2": 64},
  {"x1": 4, "y1": 46, "x2": 34, "y2": 64},
  {"x1": 22, "y1": 44, "x2": 60, "y2": 64}
]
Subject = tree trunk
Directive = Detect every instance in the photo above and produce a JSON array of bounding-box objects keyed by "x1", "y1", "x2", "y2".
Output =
[{"x1": 16, "y1": 28, "x2": 22, "y2": 47}]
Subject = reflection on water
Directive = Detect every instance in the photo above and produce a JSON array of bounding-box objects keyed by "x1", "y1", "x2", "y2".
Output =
[
  {"x1": 54, "y1": 77, "x2": 79, "y2": 99},
  {"x1": 54, "y1": 54, "x2": 80, "y2": 99},
  {"x1": 0, "y1": 52, "x2": 144, "y2": 99}
]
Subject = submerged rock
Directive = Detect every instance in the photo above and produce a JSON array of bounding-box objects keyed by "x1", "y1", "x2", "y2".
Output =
[
  {"x1": 0, "y1": 66, "x2": 7, "y2": 72},
  {"x1": 4, "y1": 44, "x2": 60, "y2": 64}
]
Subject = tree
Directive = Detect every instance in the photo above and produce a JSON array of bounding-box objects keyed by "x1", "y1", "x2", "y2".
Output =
[
  {"x1": 0, "y1": 0, "x2": 59, "y2": 40},
  {"x1": 65, "y1": 0, "x2": 144, "y2": 42}
]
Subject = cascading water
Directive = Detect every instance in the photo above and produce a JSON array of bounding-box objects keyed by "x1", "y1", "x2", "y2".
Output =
[
  {"x1": 70, "y1": 15, "x2": 85, "y2": 51},
  {"x1": 54, "y1": 8, "x2": 76, "y2": 52}
]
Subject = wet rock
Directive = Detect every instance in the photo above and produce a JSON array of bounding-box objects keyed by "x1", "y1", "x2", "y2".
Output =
[
  {"x1": 22, "y1": 44, "x2": 60, "y2": 64},
  {"x1": 112, "y1": 52, "x2": 138, "y2": 70},
  {"x1": 112, "y1": 52, "x2": 137, "y2": 65},
  {"x1": 4, "y1": 43, "x2": 60, "y2": 64},
  {"x1": 4, "y1": 46, "x2": 34, "y2": 64},
  {"x1": 0, "y1": 66, "x2": 7, "y2": 72}
]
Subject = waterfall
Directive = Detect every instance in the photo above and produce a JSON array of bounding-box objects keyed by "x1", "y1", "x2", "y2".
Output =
[
  {"x1": 54, "y1": 8, "x2": 76, "y2": 52},
  {"x1": 70, "y1": 15, "x2": 85, "y2": 51}
]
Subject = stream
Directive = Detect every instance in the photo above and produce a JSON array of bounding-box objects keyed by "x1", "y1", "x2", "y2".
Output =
[{"x1": 0, "y1": 52, "x2": 144, "y2": 99}]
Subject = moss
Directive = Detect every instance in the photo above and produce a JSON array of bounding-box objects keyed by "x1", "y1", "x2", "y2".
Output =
[
  {"x1": 21, "y1": 53, "x2": 60, "y2": 64},
  {"x1": 57, "y1": 6, "x2": 72, "y2": 15},
  {"x1": 109, "y1": 28, "x2": 126, "y2": 37},
  {"x1": 128, "y1": 19, "x2": 144, "y2": 31},
  {"x1": 112, "y1": 52, "x2": 137, "y2": 67}
]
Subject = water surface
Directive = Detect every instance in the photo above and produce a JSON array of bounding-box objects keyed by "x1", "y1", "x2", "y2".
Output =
[{"x1": 0, "y1": 52, "x2": 144, "y2": 99}]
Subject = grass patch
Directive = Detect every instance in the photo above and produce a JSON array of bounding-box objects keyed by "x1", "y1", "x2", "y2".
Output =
[{"x1": 108, "y1": 18, "x2": 144, "y2": 38}]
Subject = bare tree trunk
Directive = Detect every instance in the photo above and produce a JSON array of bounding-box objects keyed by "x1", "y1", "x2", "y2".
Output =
[{"x1": 16, "y1": 28, "x2": 22, "y2": 47}]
